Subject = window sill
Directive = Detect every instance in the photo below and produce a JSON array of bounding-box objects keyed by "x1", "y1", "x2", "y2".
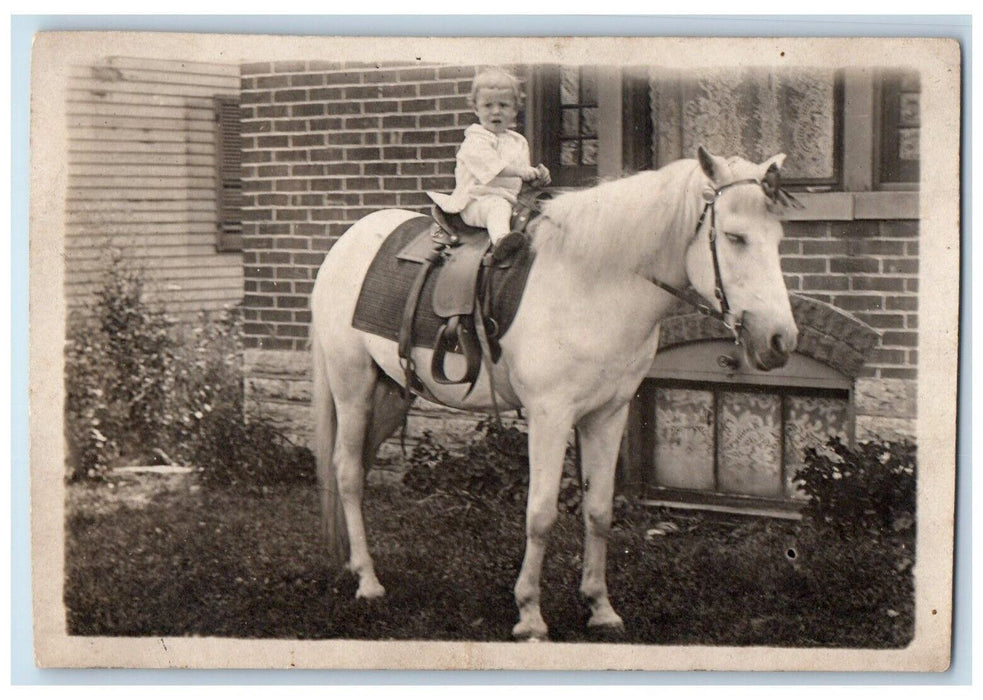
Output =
[{"x1": 785, "y1": 191, "x2": 918, "y2": 221}]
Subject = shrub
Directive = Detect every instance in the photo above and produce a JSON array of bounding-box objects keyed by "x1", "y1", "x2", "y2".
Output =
[
  {"x1": 795, "y1": 437, "x2": 916, "y2": 535},
  {"x1": 65, "y1": 257, "x2": 178, "y2": 479},
  {"x1": 64, "y1": 256, "x2": 314, "y2": 488},
  {"x1": 190, "y1": 401, "x2": 315, "y2": 491},
  {"x1": 402, "y1": 418, "x2": 584, "y2": 514}
]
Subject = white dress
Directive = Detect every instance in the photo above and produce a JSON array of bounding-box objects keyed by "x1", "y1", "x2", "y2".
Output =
[{"x1": 427, "y1": 124, "x2": 531, "y2": 214}]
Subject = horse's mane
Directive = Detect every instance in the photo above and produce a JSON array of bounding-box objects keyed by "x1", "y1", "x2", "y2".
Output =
[{"x1": 533, "y1": 159, "x2": 706, "y2": 281}]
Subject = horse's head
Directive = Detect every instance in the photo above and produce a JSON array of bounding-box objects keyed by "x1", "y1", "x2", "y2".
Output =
[{"x1": 685, "y1": 146, "x2": 799, "y2": 371}]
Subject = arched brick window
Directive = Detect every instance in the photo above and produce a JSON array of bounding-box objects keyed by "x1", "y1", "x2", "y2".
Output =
[{"x1": 623, "y1": 296, "x2": 879, "y2": 516}]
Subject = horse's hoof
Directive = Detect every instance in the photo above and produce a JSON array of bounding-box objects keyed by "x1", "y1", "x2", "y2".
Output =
[
  {"x1": 587, "y1": 620, "x2": 626, "y2": 641},
  {"x1": 355, "y1": 581, "x2": 386, "y2": 600},
  {"x1": 512, "y1": 622, "x2": 549, "y2": 642}
]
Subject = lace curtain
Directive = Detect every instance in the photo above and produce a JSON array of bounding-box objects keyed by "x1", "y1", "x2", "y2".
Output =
[
  {"x1": 651, "y1": 388, "x2": 848, "y2": 500},
  {"x1": 651, "y1": 68, "x2": 838, "y2": 182}
]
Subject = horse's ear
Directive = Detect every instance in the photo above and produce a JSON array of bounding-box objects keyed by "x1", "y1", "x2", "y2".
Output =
[
  {"x1": 759, "y1": 153, "x2": 804, "y2": 212},
  {"x1": 759, "y1": 153, "x2": 787, "y2": 178},
  {"x1": 697, "y1": 145, "x2": 729, "y2": 185}
]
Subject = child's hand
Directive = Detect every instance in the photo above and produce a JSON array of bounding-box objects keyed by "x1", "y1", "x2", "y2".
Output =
[
  {"x1": 533, "y1": 164, "x2": 551, "y2": 186},
  {"x1": 519, "y1": 166, "x2": 541, "y2": 182}
]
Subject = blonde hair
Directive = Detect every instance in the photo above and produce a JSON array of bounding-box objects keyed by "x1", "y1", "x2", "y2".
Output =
[{"x1": 468, "y1": 68, "x2": 524, "y2": 108}]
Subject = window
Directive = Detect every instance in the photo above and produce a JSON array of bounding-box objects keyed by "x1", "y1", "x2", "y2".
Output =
[
  {"x1": 623, "y1": 339, "x2": 854, "y2": 511},
  {"x1": 645, "y1": 381, "x2": 848, "y2": 503},
  {"x1": 877, "y1": 70, "x2": 920, "y2": 187},
  {"x1": 532, "y1": 65, "x2": 600, "y2": 187},
  {"x1": 531, "y1": 65, "x2": 917, "y2": 199},
  {"x1": 650, "y1": 68, "x2": 843, "y2": 188},
  {"x1": 214, "y1": 95, "x2": 243, "y2": 252}
]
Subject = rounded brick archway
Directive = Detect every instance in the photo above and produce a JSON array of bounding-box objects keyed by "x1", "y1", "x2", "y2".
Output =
[{"x1": 657, "y1": 293, "x2": 880, "y2": 379}]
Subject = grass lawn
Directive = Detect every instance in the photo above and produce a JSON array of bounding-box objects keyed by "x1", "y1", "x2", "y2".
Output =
[{"x1": 65, "y1": 473, "x2": 915, "y2": 646}]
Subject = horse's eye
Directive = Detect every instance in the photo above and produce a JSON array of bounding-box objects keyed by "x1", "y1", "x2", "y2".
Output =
[{"x1": 725, "y1": 232, "x2": 747, "y2": 246}]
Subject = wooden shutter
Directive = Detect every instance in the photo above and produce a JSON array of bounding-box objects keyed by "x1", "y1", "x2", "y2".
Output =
[{"x1": 214, "y1": 95, "x2": 243, "y2": 252}]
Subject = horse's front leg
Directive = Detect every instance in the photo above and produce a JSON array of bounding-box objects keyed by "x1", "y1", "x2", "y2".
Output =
[
  {"x1": 513, "y1": 407, "x2": 574, "y2": 641},
  {"x1": 577, "y1": 402, "x2": 631, "y2": 634}
]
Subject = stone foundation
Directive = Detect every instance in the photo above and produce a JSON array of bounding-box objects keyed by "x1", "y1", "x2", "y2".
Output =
[
  {"x1": 244, "y1": 349, "x2": 490, "y2": 477},
  {"x1": 244, "y1": 349, "x2": 917, "y2": 483},
  {"x1": 854, "y1": 376, "x2": 917, "y2": 441}
]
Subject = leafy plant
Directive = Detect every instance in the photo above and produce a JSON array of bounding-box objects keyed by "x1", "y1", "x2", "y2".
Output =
[
  {"x1": 64, "y1": 255, "x2": 314, "y2": 488},
  {"x1": 402, "y1": 418, "x2": 584, "y2": 513},
  {"x1": 65, "y1": 256, "x2": 177, "y2": 479},
  {"x1": 795, "y1": 437, "x2": 916, "y2": 535}
]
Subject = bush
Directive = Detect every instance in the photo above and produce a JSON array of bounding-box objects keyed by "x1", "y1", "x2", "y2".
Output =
[
  {"x1": 795, "y1": 437, "x2": 916, "y2": 535},
  {"x1": 64, "y1": 256, "x2": 313, "y2": 488},
  {"x1": 402, "y1": 419, "x2": 584, "y2": 514},
  {"x1": 65, "y1": 258, "x2": 178, "y2": 479}
]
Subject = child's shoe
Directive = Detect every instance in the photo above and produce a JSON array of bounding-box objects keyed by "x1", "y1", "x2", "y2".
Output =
[{"x1": 490, "y1": 231, "x2": 528, "y2": 263}]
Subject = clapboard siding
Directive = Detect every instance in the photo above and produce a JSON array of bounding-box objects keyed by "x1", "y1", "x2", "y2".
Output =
[
  {"x1": 68, "y1": 115, "x2": 217, "y2": 132},
  {"x1": 65, "y1": 57, "x2": 243, "y2": 319},
  {"x1": 68, "y1": 252, "x2": 247, "y2": 270},
  {"x1": 69, "y1": 266, "x2": 243, "y2": 284},
  {"x1": 67, "y1": 90, "x2": 220, "y2": 110},
  {"x1": 70, "y1": 164, "x2": 218, "y2": 178},
  {"x1": 69, "y1": 126, "x2": 217, "y2": 143},
  {"x1": 68, "y1": 244, "x2": 231, "y2": 261},
  {"x1": 67, "y1": 286, "x2": 243, "y2": 313},
  {"x1": 68, "y1": 210, "x2": 217, "y2": 224},
  {"x1": 67, "y1": 102, "x2": 217, "y2": 120},
  {"x1": 66, "y1": 185, "x2": 218, "y2": 199},
  {"x1": 69, "y1": 78, "x2": 237, "y2": 101},
  {"x1": 96, "y1": 56, "x2": 241, "y2": 76},
  {"x1": 69, "y1": 153, "x2": 217, "y2": 167},
  {"x1": 66, "y1": 199, "x2": 217, "y2": 213},
  {"x1": 68, "y1": 139, "x2": 215, "y2": 154}
]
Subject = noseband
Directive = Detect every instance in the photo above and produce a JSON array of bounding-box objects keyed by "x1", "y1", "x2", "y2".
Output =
[{"x1": 650, "y1": 173, "x2": 797, "y2": 344}]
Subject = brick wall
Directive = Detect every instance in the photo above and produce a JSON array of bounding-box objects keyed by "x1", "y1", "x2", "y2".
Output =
[
  {"x1": 781, "y1": 220, "x2": 918, "y2": 381},
  {"x1": 238, "y1": 60, "x2": 918, "y2": 448},
  {"x1": 240, "y1": 61, "x2": 479, "y2": 352}
]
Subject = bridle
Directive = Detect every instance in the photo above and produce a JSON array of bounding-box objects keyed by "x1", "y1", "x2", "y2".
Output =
[{"x1": 649, "y1": 170, "x2": 800, "y2": 344}]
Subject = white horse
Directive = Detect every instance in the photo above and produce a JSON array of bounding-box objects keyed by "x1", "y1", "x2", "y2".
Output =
[{"x1": 310, "y1": 146, "x2": 799, "y2": 641}]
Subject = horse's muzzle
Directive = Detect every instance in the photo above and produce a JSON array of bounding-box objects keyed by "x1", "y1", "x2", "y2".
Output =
[{"x1": 742, "y1": 323, "x2": 798, "y2": 371}]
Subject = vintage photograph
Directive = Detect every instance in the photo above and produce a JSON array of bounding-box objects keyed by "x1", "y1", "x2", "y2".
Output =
[{"x1": 29, "y1": 32, "x2": 960, "y2": 671}]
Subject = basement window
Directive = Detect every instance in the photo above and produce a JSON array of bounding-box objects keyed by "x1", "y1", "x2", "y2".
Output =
[{"x1": 627, "y1": 340, "x2": 853, "y2": 516}]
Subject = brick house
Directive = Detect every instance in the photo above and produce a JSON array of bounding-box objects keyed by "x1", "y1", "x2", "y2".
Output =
[{"x1": 236, "y1": 61, "x2": 919, "y2": 513}]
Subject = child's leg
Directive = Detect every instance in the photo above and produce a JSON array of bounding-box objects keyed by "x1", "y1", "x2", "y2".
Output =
[{"x1": 461, "y1": 197, "x2": 513, "y2": 243}]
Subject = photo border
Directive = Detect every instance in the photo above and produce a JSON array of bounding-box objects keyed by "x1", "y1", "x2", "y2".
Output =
[{"x1": 11, "y1": 13, "x2": 972, "y2": 684}]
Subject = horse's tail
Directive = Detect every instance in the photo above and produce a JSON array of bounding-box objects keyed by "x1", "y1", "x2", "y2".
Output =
[{"x1": 312, "y1": 330, "x2": 350, "y2": 570}]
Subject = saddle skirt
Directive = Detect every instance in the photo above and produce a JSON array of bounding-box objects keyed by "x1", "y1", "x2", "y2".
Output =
[{"x1": 351, "y1": 214, "x2": 535, "y2": 384}]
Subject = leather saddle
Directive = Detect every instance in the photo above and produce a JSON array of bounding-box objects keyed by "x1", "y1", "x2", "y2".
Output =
[{"x1": 395, "y1": 194, "x2": 543, "y2": 396}]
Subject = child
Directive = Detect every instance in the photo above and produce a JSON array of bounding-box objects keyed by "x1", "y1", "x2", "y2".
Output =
[{"x1": 428, "y1": 68, "x2": 550, "y2": 260}]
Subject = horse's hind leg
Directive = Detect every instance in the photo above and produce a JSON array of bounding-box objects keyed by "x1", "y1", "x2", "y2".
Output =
[
  {"x1": 327, "y1": 358, "x2": 392, "y2": 599},
  {"x1": 576, "y1": 403, "x2": 630, "y2": 634},
  {"x1": 362, "y1": 372, "x2": 414, "y2": 473}
]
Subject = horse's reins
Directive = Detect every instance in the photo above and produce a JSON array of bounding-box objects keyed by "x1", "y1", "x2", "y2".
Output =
[{"x1": 649, "y1": 170, "x2": 801, "y2": 344}]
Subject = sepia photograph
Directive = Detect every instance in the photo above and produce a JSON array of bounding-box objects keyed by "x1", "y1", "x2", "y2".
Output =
[{"x1": 28, "y1": 30, "x2": 961, "y2": 672}]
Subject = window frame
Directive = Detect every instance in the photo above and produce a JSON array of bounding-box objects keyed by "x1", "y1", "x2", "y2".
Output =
[
  {"x1": 528, "y1": 65, "x2": 600, "y2": 188},
  {"x1": 647, "y1": 69, "x2": 845, "y2": 191},
  {"x1": 528, "y1": 66, "x2": 919, "y2": 218},
  {"x1": 626, "y1": 376, "x2": 852, "y2": 513},
  {"x1": 874, "y1": 69, "x2": 921, "y2": 191}
]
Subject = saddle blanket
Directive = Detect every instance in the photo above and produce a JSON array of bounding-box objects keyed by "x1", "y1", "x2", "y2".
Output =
[{"x1": 351, "y1": 215, "x2": 535, "y2": 352}]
